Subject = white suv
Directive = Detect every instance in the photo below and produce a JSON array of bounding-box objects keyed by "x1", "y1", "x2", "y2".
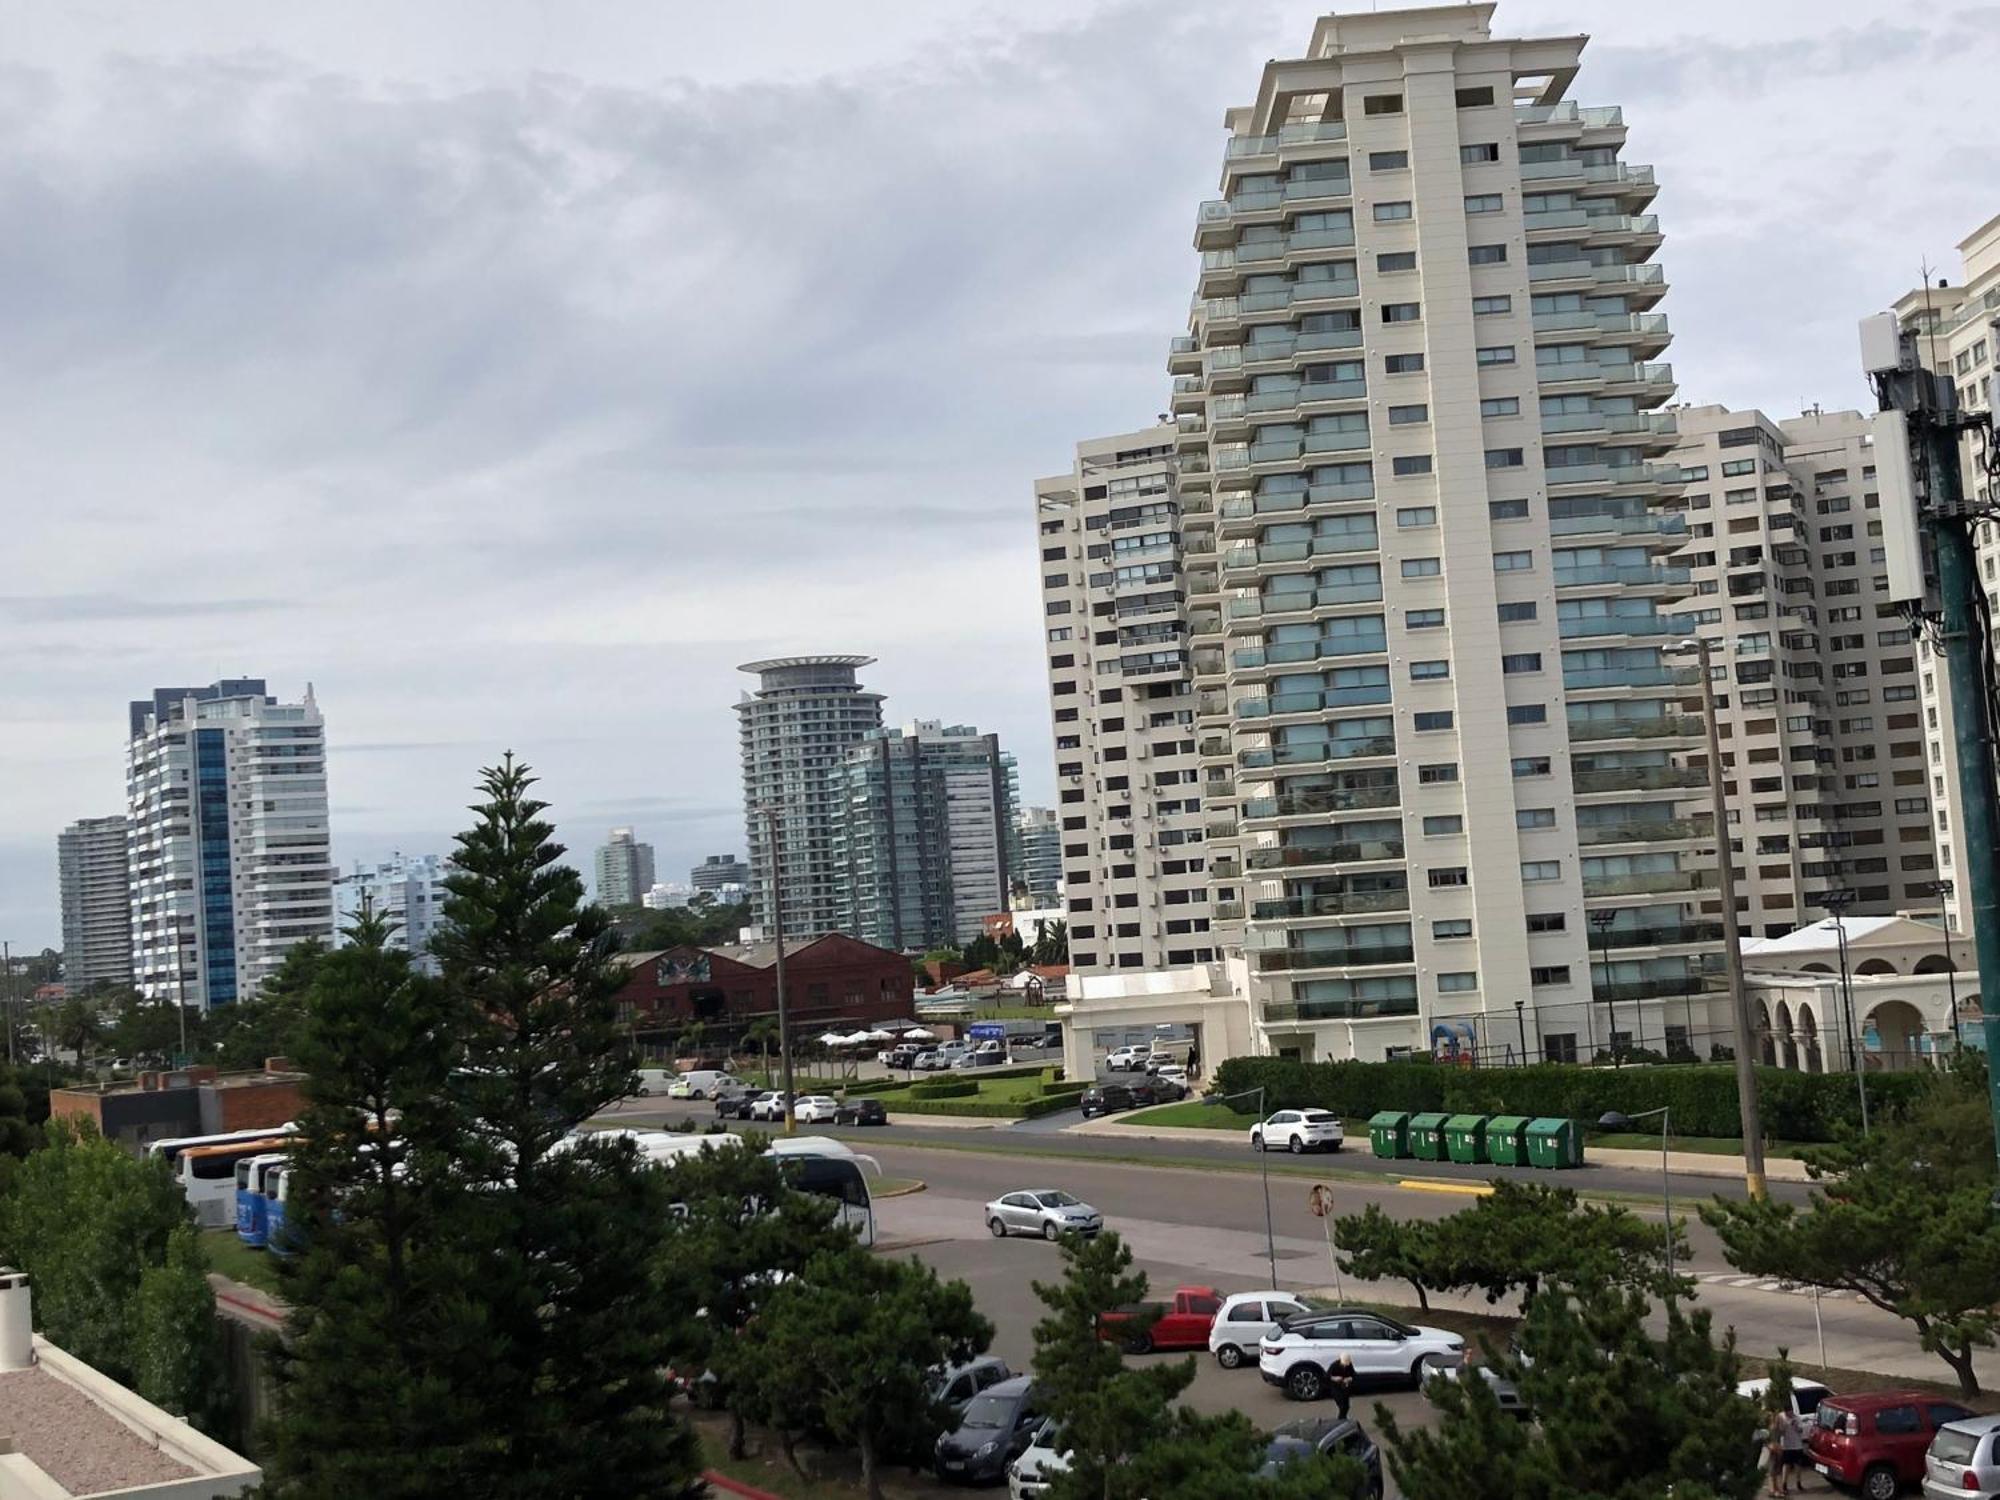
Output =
[
  {"x1": 1209, "y1": 1291, "x2": 1312, "y2": 1370},
  {"x1": 1259, "y1": 1309, "x2": 1465, "y2": 1401},
  {"x1": 1249, "y1": 1109, "x2": 1345, "y2": 1154}
]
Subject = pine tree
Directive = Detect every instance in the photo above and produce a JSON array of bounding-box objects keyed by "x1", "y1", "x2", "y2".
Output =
[
  {"x1": 431, "y1": 756, "x2": 699, "y2": 1497},
  {"x1": 261, "y1": 905, "x2": 492, "y2": 1498}
]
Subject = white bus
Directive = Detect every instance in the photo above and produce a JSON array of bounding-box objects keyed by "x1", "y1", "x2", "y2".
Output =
[
  {"x1": 145, "y1": 1124, "x2": 297, "y2": 1174},
  {"x1": 167, "y1": 1134, "x2": 294, "y2": 1228}
]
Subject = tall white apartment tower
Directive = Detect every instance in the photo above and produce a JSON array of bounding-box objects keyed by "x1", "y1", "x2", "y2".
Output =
[
  {"x1": 1036, "y1": 428, "x2": 1226, "y2": 973},
  {"x1": 126, "y1": 679, "x2": 333, "y2": 1009},
  {"x1": 737, "y1": 655, "x2": 885, "y2": 938},
  {"x1": 57, "y1": 815, "x2": 133, "y2": 993},
  {"x1": 336, "y1": 853, "x2": 453, "y2": 976},
  {"x1": 1173, "y1": 4, "x2": 1705, "y2": 1062},
  {"x1": 593, "y1": 828, "x2": 657, "y2": 909}
]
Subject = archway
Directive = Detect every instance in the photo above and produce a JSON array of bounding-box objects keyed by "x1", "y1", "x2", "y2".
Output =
[
  {"x1": 1776, "y1": 1000, "x2": 1798, "y2": 1071},
  {"x1": 1865, "y1": 998, "x2": 1926, "y2": 1072},
  {"x1": 1798, "y1": 1008, "x2": 1823, "y2": 1074},
  {"x1": 1855, "y1": 958, "x2": 1898, "y2": 977},
  {"x1": 1914, "y1": 953, "x2": 1956, "y2": 975},
  {"x1": 1800, "y1": 962, "x2": 1834, "y2": 975},
  {"x1": 1754, "y1": 997, "x2": 1776, "y2": 1066}
]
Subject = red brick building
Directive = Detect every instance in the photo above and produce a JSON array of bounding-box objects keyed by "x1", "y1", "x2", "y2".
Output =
[
  {"x1": 51, "y1": 1064, "x2": 306, "y2": 1153},
  {"x1": 612, "y1": 934, "x2": 912, "y2": 1042}
]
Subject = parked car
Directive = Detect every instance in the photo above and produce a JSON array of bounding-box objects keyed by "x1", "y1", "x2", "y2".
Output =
[
  {"x1": 1126, "y1": 1074, "x2": 1185, "y2": 1105},
  {"x1": 935, "y1": 1376, "x2": 1045, "y2": 1485},
  {"x1": 1434, "y1": 1360, "x2": 1530, "y2": 1420},
  {"x1": 836, "y1": 1097, "x2": 889, "y2": 1126},
  {"x1": 1151, "y1": 1063, "x2": 1191, "y2": 1089},
  {"x1": 1008, "y1": 1418, "x2": 1071, "y2": 1500},
  {"x1": 1098, "y1": 1285, "x2": 1222, "y2": 1355},
  {"x1": 985, "y1": 1189, "x2": 1104, "y2": 1241},
  {"x1": 1809, "y1": 1391, "x2": 1976, "y2": 1500},
  {"x1": 966, "y1": 1039, "x2": 1008, "y2": 1066},
  {"x1": 1103, "y1": 1045, "x2": 1148, "y2": 1072},
  {"x1": 1250, "y1": 1108, "x2": 1345, "y2": 1155},
  {"x1": 1739, "y1": 1375, "x2": 1832, "y2": 1464},
  {"x1": 1924, "y1": 1411, "x2": 2000, "y2": 1499},
  {"x1": 882, "y1": 1043, "x2": 924, "y2": 1069},
  {"x1": 1079, "y1": 1083, "x2": 1135, "y2": 1119},
  {"x1": 713, "y1": 1088, "x2": 759, "y2": 1120},
  {"x1": 667, "y1": 1070, "x2": 742, "y2": 1100},
  {"x1": 1260, "y1": 1309, "x2": 1466, "y2": 1401},
  {"x1": 912, "y1": 1050, "x2": 949, "y2": 1071},
  {"x1": 747, "y1": 1091, "x2": 796, "y2": 1122},
  {"x1": 929, "y1": 1355, "x2": 1013, "y2": 1419},
  {"x1": 793, "y1": 1095, "x2": 839, "y2": 1125},
  {"x1": 1259, "y1": 1416, "x2": 1383, "y2": 1497},
  {"x1": 632, "y1": 1068, "x2": 678, "y2": 1097},
  {"x1": 1210, "y1": 1291, "x2": 1313, "y2": 1370}
]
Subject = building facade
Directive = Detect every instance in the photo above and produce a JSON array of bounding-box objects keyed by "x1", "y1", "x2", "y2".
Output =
[
  {"x1": 126, "y1": 680, "x2": 333, "y2": 1010},
  {"x1": 57, "y1": 814, "x2": 133, "y2": 993},
  {"x1": 834, "y1": 721, "x2": 1018, "y2": 951},
  {"x1": 1166, "y1": 4, "x2": 1708, "y2": 1063},
  {"x1": 1667, "y1": 406, "x2": 1935, "y2": 937},
  {"x1": 1891, "y1": 214, "x2": 2000, "y2": 936},
  {"x1": 593, "y1": 828, "x2": 656, "y2": 909},
  {"x1": 1036, "y1": 427, "x2": 1220, "y2": 975},
  {"x1": 690, "y1": 854, "x2": 749, "y2": 892},
  {"x1": 610, "y1": 933, "x2": 914, "y2": 1040},
  {"x1": 1012, "y1": 806, "x2": 1064, "y2": 905},
  {"x1": 737, "y1": 655, "x2": 886, "y2": 937},
  {"x1": 335, "y1": 853, "x2": 453, "y2": 975}
]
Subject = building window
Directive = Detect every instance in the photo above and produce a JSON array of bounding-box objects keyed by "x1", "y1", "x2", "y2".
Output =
[
  {"x1": 1530, "y1": 965, "x2": 1571, "y2": 986},
  {"x1": 1369, "y1": 149, "x2": 1409, "y2": 171},
  {"x1": 1507, "y1": 703, "x2": 1547, "y2": 725},
  {"x1": 1378, "y1": 251, "x2": 1417, "y2": 273},
  {"x1": 1406, "y1": 607, "x2": 1446, "y2": 629},
  {"x1": 1497, "y1": 600, "x2": 1537, "y2": 621},
  {"x1": 1476, "y1": 345, "x2": 1517, "y2": 365},
  {"x1": 1382, "y1": 302, "x2": 1422, "y2": 323},
  {"x1": 1468, "y1": 243, "x2": 1508, "y2": 264},
  {"x1": 1385, "y1": 352, "x2": 1426, "y2": 374},
  {"x1": 1418, "y1": 763, "x2": 1460, "y2": 784},
  {"x1": 1474, "y1": 297, "x2": 1513, "y2": 317},
  {"x1": 1422, "y1": 814, "x2": 1464, "y2": 836},
  {"x1": 1429, "y1": 867, "x2": 1470, "y2": 889},
  {"x1": 1410, "y1": 660, "x2": 1451, "y2": 681},
  {"x1": 1516, "y1": 807, "x2": 1556, "y2": 828},
  {"x1": 1438, "y1": 971, "x2": 1479, "y2": 992},
  {"x1": 1511, "y1": 755, "x2": 1551, "y2": 776},
  {"x1": 1434, "y1": 918, "x2": 1473, "y2": 938},
  {"x1": 1456, "y1": 85, "x2": 1495, "y2": 107},
  {"x1": 1393, "y1": 454, "x2": 1434, "y2": 476},
  {"x1": 1402, "y1": 557, "x2": 1442, "y2": 577},
  {"x1": 1489, "y1": 498, "x2": 1530, "y2": 519},
  {"x1": 1465, "y1": 193, "x2": 1503, "y2": 214},
  {"x1": 1520, "y1": 860, "x2": 1560, "y2": 882},
  {"x1": 1526, "y1": 911, "x2": 1567, "y2": 933},
  {"x1": 1388, "y1": 403, "x2": 1429, "y2": 425},
  {"x1": 1485, "y1": 447, "x2": 1525, "y2": 468},
  {"x1": 1460, "y1": 142, "x2": 1501, "y2": 164},
  {"x1": 1494, "y1": 549, "x2": 1533, "y2": 571},
  {"x1": 1502, "y1": 652, "x2": 1543, "y2": 674},
  {"x1": 1363, "y1": 93, "x2": 1404, "y2": 116},
  {"x1": 1414, "y1": 710, "x2": 1455, "y2": 731},
  {"x1": 1374, "y1": 201, "x2": 1414, "y2": 222},
  {"x1": 1396, "y1": 505, "x2": 1437, "y2": 527}
]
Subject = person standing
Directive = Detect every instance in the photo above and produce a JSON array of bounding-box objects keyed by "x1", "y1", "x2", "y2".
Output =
[
  {"x1": 1329, "y1": 1354, "x2": 1357, "y2": 1422},
  {"x1": 1776, "y1": 1407, "x2": 1807, "y2": 1495}
]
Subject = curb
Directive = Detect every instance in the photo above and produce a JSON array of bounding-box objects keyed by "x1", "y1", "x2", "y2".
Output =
[
  {"x1": 874, "y1": 1179, "x2": 928, "y2": 1199},
  {"x1": 1398, "y1": 1178, "x2": 1494, "y2": 1197},
  {"x1": 703, "y1": 1471, "x2": 783, "y2": 1500}
]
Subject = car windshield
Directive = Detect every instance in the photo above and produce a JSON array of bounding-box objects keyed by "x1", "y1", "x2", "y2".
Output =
[
  {"x1": 1301, "y1": 1110, "x2": 1337, "y2": 1123},
  {"x1": 1034, "y1": 1192, "x2": 1079, "y2": 1208},
  {"x1": 961, "y1": 1394, "x2": 1016, "y2": 1430}
]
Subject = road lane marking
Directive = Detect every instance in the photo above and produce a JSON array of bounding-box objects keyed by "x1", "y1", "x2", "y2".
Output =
[{"x1": 1396, "y1": 1179, "x2": 1495, "y2": 1196}]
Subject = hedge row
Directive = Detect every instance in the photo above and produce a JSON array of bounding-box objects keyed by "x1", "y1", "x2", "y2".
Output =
[
  {"x1": 907, "y1": 1078, "x2": 979, "y2": 1101},
  {"x1": 1210, "y1": 1056, "x2": 1930, "y2": 1143}
]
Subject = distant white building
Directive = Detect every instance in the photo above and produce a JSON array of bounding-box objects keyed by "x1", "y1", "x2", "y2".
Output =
[
  {"x1": 336, "y1": 854, "x2": 453, "y2": 976},
  {"x1": 0, "y1": 1268, "x2": 260, "y2": 1498},
  {"x1": 641, "y1": 881, "x2": 696, "y2": 910}
]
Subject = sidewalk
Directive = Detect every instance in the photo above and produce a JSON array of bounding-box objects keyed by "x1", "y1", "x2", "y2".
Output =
[{"x1": 1064, "y1": 1116, "x2": 1813, "y2": 1182}]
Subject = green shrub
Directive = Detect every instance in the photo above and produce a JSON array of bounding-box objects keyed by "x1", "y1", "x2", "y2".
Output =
[
  {"x1": 1211, "y1": 1056, "x2": 1926, "y2": 1143},
  {"x1": 907, "y1": 1078, "x2": 978, "y2": 1101},
  {"x1": 1036, "y1": 1080, "x2": 1088, "y2": 1101}
]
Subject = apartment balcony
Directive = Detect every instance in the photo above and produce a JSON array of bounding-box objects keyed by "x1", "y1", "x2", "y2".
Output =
[
  {"x1": 1563, "y1": 663, "x2": 1700, "y2": 691},
  {"x1": 1552, "y1": 563, "x2": 1691, "y2": 593},
  {"x1": 1589, "y1": 212, "x2": 1663, "y2": 247},
  {"x1": 1169, "y1": 336, "x2": 1202, "y2": 375},
  {"x1": 1234, "y1": 682, "x2": 1393, "y2": 718},
  {"x1": 1580, "y1": 868, "x2": 1715, "y2": 898},
  {"x1": 1518, "y1": 156, "x2": 1587, "y2": 184},
  {"x1": 1239, "y1": 735, "x2": 1396, "y2": 771},
  {"x1": 1516, "y1": 102, "x2": 1624, "y2": 129},
  {"x1": 1556, "y1": 612, "x2": 1693, "y2": 642},
  {"x1": 1221, "y1": 120, "x2": 1347, "y2": 162},
  {"x1": 1252, "y1": 887, "x2": 1412, "y2": 920},
  {"x1": 1239, "y1": 783, "x2": 1399, "y2": 821},
  {"x1": 1212, "y1": 901, "x2": 1245, "y2": 922},
  {"x1": 1246, "y1": 377, "x2": 1366, "y2": 413},
  {"x1": 1230, "y1": 635, "x2": 1390, "y2": 675},
  {"x1": 1221, "y1": 538, "x2": 1379, "y2": 578},
  {"x1": 1209, "y1": 857, "x2": 1242, "y2": 880},
  {"x1": 1565, "y1": 713, "x2": 1703, "y2": 743},
  {"x1": 1524, "y1": 206, "x2": 1591, "y2": 234},
  {"x1": 1217, "y1": 481, "x2": 1375, "y2": 537},
  {"x1": 1243, "y1": 838, "x2": 1406, "y2": 873},
  {"x1": 1576, "y1": 816, "x2": 1712, "y2": 847},
  {"x1": 1590, "y1": 974, "x2": 1720, "y2": 1004},
  {"x1": 1241, "y1": 330, "x2": 1366, "y2": 371},
  {"x1": 1571, "y1": 765, "x2": 1709, "y2": 795},
  {"x1": 1195, "y1": 198, "x2": 1236, "y2": 249},
  {"x1": 1548, "y1": 507, "x2": 1687, "y2": 543},
  {"x1": 1255, "y1": 944, "x2": 1416, "y2": 975},
  {"x1": 1262, "y1": 994, "x2": 1420, "y2": 1025},
  {"x1": 1596, "y1": 920, "x2": 1725, "y2": 951}
]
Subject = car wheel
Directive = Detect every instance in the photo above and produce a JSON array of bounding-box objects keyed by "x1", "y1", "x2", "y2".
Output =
[
  {"x1": 1251, "y1": 1132, "x2": 1263, "y2": 1151},
  {"x1": 637, "y1": 1086, "x2": 651, "y2": 1097},
  {"x1": 1124, "y1": 1330, "x2": 1153, "y2": 1356},
  {"x1": 1862, "y1": 1465, "x2": 1898, "y2": 1500},
  {"x1": 1410, "y1": 1353, "x2": 1443, "y2": 1387},
  {"x1": 1288, "y1": 1136, "x2": 1304, "y2": 1155},
  {"x1": 988, "y1": 1217, "x2": 1008, "y2": 1238},
  {"x1": 1215, "y1": 1343, "x2": 1244, "y2": 1370},
  {"x1": 1042, "y1": 1221, "x2": 1061, "y2": 1242},
  {"x1": 1285, "y1": 1365, "x2": 1325, "y2": 1402},
  {"x1": 691, "y1": 1089, "x2": 706, "y2": 1101}
]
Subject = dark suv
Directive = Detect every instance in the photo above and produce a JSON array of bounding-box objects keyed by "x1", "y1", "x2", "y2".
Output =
[
  {"x1": 1260, "y1": 1416, "x2": 1383, "y2": 1498},
  {"x1": 1079, "y1": 1083, "x2": 1136, "y2": 1119}
]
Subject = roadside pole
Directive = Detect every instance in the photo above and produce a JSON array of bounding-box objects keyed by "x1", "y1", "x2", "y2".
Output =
[{"x1": 1308, "y1": 1183, "x2": 1343, "y2": 1301}]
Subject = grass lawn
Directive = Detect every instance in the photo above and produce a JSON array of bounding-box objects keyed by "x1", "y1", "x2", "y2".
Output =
[
  {"x1": 692, "y1": 1413, "x2": 954, "y2": 1498},
  {"x1": 202, "y1": 1228, "x2": 282, "y2": 1297},
  {"x1": 1112, "y1": 1100, "x2": 1260, "y2": 1130},
  {"x1": 870, "y1": 1074, "x2": 1052, "y2": 1107}
]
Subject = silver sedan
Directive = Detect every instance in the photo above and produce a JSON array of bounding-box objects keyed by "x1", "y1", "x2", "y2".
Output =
[{"x1": 985, "y1": 1189, "x2": 1104, "y2": 1241}]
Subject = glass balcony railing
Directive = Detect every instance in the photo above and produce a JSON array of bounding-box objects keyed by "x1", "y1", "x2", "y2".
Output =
[
  {"x1": 1557, "y1": 613, "x2": 1692, "y2": 640},
  {"x1": 1243, "y1": 840, "x2": 1405, "y2": 871},
  {"x1": 1515, "y1": 102, "x2": 1623, "y2": 127},
  {"x1": 1240, "y1": 784, "x2": 1399, "y2": 819},
  {"x1": 1251, "y1": 888, "x2": 1411, "y2": 920},
  {"x1": 1238, "y1": 735, "x2": 1397, "y2": 768},
  {"x1": 1256, "y1": 944, "x2": 1416, "y2": 974},
  {"x1": 1576, "y1": 817, "x2": 1711, "y2": 845},
  {"x1": 1549, "y1": 510, "x2": 1687, "y2": 539},
  {"x1": 1595, "y1": 921, "x2": 1725, "y2": 950},
  {"x1": 1232, "y1": 633, "x2": 1390, "y2": 669},
  {"x1": 1566, "y1": 714, "x2": 1701, "y2": 741},
  {"x1": 1263, "y1": 995, "x2": 1420, "y2": 1023},
  {"x1": 1571, "y1": 765, "x2": 1709, "y2": 793},
  {"x1": 1590, "y1": 976, "x2": 1715, "y2": 1004},
  {"x1": 1236, "y1": 683, "x2": 1394, "y2": 716},
  {"x1": 1581, "y1": 869, "x2": 1712, "y2": 897},
  {"x1": 1552, "y1": 563, "x2": 1691, "y2": 588},
  {"x1": 1563, "y1": 664, "x2": 1699, "y2": 690},
  {"x1": 1223, "y1": 536, "x2": 1379, "y2": 570}
]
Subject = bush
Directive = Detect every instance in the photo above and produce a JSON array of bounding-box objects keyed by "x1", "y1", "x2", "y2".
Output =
[
  {"x1": 1210, "y1": 1057, "x2": 1927, "y2": 1143},
  {"x1": 1036, "y1": 1080, "x2": 1088, "y2": 1101},
  {"x1": 907, "y1": 1078, "x2": 978, "y2": 1101}
]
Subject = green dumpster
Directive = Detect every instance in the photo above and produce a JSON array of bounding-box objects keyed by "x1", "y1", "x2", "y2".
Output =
[
  {"x1": 1368, "y1": 1110, "x2": 1410, "y2": 1159},
  {"x1": 1407, "y1": 1111, "x2": 1449, "y2": 1162},
  {"x1": 1484, "y1": 1114, "x2": 1532, "y2": 1167},
  {"x1": 1443, "y1": 1114, "x2": 1488, "y2": 1165},
  {"x1": 1525, "y1": 1116, "x2": 1584, "y2": 1169}
]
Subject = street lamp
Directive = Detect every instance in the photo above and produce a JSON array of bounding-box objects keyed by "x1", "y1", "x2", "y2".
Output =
[
  {"x1": 1588, "y1": 908, "x2": 1618, "y2": 1065},
  {"x1": 1597, "y1": 1106, "x2": 1676, "y2": 1302},
  {"x1": 1929, "y1": 879, "x2": 1961, "y2": 1049},
  {"x1": 1667, "y1": 636, "x2": 1768, "y2": 1200},
  {"x1": 1817, "y1": 889, "x2": 1868, "y2": 1133},
  {"x1": 1512, "y1": 998, "x2": 1528, "y2": 1067},
  {"x1": 1207, "y1": 1086, "x2": 1278, "y2": 1289},
  {"x1": 757, "y1": 805, "x2": 797, "y2": 1136}
]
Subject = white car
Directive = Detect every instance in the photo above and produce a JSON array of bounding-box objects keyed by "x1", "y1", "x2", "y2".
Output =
[
  {"x1": 1259, "y1": 1308, "x2": 1465, "y2": 1401},
  {"x1": 1250, "y1": 1109, "x2": 1345, "y2": 1155},
  {"x1": 633, "y1": 1068, "x2": 678, "y2": 1097},
  {"x1": 1103, "y1": 1045, "x2": 1148, "y2": 1071},
  {"x1": 1209, "y1": 1291, "x2": 1313, "y2": 1370},
  {"x1": 1007, "y1": 1418, "x2": 1072, "y2": 1500},
  {"x1": 792, "y1": 1095, "x2": 839, "y2": 1125},
  {"x1": 1153, "y1": 1064, "x2": 1191, "y2": 1090},
  {"x1": 667, "y1": 1070, "x2": 742, "y2": 1100},
  {"x1": 747, "y1": 1091, "x2": 794, "y2": 1121}
]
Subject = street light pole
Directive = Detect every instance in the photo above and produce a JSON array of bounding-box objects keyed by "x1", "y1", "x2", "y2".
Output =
[
  {"x1": 1672, "y1": 635, "x2": 1768, "y2": 1199},
  {"x1": 759, "y1": 806, "x2": 797, "y2": 1136},
  {"x1": 1932, "y1": 879, "x2": 1961, "y2": 1049},
  {"x1": 1589, "y1": 908, "x2": 1617, "y2": 1065},
  {"x1": 1820, "y1": 890, "x2": 1867, "y2": 1132},
  {"x1": 1209, "y1": 1085, "x2": 1277, "y2": 1289}
]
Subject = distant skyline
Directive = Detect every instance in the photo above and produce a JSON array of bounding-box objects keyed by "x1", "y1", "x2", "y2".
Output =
[{"x1": 5, "y1": 1, "x2": 2000, "y2": 949}]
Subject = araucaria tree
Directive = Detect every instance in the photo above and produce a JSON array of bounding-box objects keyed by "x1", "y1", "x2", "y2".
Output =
[
  {"x1": 1702, "y1": 1053, "x2": 2000, "y2": 1396},
  {"x1": 1381, "y1": 1279, "x2": 1760, "y2": 1500}
]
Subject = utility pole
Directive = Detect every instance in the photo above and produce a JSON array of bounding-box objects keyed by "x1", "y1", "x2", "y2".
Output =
[
  {"x1": 3, "y1": 940, "x2": 13, "y2": 1067},
  {"x1": 1863, "y1": 309, "x2": 2000, "y2": 1176},
  {"x1": 1673, "y1": 634, "x2": 1768, "y2": 1199},
  {"x1": 760, "y1": 806, "x2": 797, "y2": 1135}
]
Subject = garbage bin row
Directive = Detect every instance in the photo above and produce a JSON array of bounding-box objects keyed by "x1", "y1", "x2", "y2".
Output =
[{"x1": 1366, "y1": 1109, "x2": 1583, "y2": 1169}]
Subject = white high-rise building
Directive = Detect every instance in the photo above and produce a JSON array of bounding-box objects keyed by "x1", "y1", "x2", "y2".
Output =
[
  {"x1": 336, "y1": 853, "x2": 453, "y2": 976},
  {"x1": 126, "y1": 679, "x2": 333, "y2": 1009},
  {"x1": 593, "y1": 828, "x2": 656, "y2": 909},
  {"x1": 737, "y1": 655, "x2": 885, "y2": 937},
  {"x1": 1036, "y1": 428, "x2": 1223, "y2": 974},
  {"x1": 1013, "y1": 807, "x2": 1064, "y2": 906},
  {"x1": 1166, "y1": 4, "x2": 1708, "y2": 1062},
  {"x1": 57, "y1": 815, "x2": 133, "y2": 993}
]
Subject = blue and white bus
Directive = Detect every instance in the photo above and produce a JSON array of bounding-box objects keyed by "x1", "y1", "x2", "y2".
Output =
[
  {"x1": 235, "y1": 1152, "x2": 290, "y2": 1246},
  {"x1": 161, "y1": 1133, "x2": 295, "y2": 1228}
]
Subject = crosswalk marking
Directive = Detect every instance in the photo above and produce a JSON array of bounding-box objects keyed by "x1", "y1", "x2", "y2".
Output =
[{"x1": 1695, "y1": 1271, "x2": 1856, "y2": 1302}]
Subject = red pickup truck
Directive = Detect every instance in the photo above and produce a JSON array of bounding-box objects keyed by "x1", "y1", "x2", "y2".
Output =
[{"x1": 1098, "y1": 1285, "x2": 1223, "y2": 1354}]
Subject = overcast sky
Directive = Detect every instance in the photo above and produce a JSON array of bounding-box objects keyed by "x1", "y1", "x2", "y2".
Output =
[{"x1": 5, "y1": 1, "x2": 1998, "y2": 951}]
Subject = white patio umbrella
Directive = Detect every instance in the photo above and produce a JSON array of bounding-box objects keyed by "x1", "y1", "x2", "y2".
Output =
[
  {"x1": 902, "y1": 1027, "x2": 935, "y2": 1041},
  {"x1": 815, "y1": 1030, "x2": 847, "y2": 1046},
  {"x1": 863, "y1": 1029, "x2": 896, "y2": 1041}
]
